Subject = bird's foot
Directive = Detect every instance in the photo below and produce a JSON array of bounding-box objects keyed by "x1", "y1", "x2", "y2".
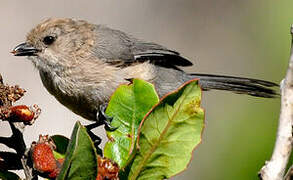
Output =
[
  {"x1": 97, "y1": 104, "x2": 118, "y2": 131},
  {"x1": 84, "y1": 104, "x2": 117, "y2": 151}
]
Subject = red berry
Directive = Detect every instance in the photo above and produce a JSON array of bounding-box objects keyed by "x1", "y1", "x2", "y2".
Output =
[
  {"x1": 10, "y1": 105, "x2": 34, "y2": 123},
  {"x1": 97, "y1": 156, "x2": 119, "y2": 180},
  {"x1": 32, "y1": 143, "x2": 57, "y2": 173},
  {"x1": 31, "y1": 135, "x2": 61, "y2": 178}
]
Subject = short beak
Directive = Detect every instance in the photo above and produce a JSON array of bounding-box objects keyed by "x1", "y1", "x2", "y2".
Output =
[{"x1": 11, "y1": 43, "x2": 39, "y2": 56}]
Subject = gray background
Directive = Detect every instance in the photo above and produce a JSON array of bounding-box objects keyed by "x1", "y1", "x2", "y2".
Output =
[{"x1": 0, "y1": 0, "x2": 290, "y2": 179}]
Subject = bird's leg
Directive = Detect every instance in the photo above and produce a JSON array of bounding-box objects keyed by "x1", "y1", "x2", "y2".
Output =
[
  {"x1": 97, "y1": 103, "x2": 117, "y2": 131},
  {"x1": 85, "y1": 123, "x2": 103, "y2": 155},
  {"x1": 85, "y1": 104, "x2": 117, "y2": 152}
]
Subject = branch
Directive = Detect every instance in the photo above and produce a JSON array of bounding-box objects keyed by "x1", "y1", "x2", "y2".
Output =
[
  {"x1": 21, "y1": 151, "x2": 38, "y2": 180},
  {"x1": 0, "y1": 152, "x2": 23, "y2": 170},
  {"x1": 259, "y1": 26, "x2": 293, "y2": 180},
  {"x1": 0, "y1": 73, "x2": 39, "y2": 180},
  {"x1": 284, "y1": 165, "x2": 293, "y2": 180}
]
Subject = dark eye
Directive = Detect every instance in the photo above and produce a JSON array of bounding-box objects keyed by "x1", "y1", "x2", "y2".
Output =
[{"x1": 43, "y1": 36, "x2": 55, "y2": 45}]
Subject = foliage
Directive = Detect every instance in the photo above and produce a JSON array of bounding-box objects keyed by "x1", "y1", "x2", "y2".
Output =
[
  {"x1": 53, "y1": 79, "x2": 204, "y2": 179},
  {"x1": 57, "y1": 122, "x2": 98, "y2": 180},
  {"x1": 0, "y1": 79, "x2": 204, "y2": 180}
]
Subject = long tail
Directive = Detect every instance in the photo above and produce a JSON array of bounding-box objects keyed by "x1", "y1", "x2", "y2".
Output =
[{"x1": 191, "y1": 73, "x2": 279, "y2": 98}]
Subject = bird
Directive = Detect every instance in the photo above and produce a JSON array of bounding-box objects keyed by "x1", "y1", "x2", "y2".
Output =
[{"x1": 12, "y1": 18, "x2": 278, "y2": 128}]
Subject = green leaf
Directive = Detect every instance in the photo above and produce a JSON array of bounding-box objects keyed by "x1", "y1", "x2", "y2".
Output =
[
  {"x1": 0, "y1": 170, "x2": 21, "y2": 180},
  {"x1": 57, "y1": 121, "x2": 98, "y2": 180},
  {"x1": 51, "y1": 135, "x2": 69, "y2": 155},
  {"x1": 104, "y1": 79, "x2": 159, "y2": 168},
  {"x1": 51, "y1": 135, "x2": 69, "y2": 159},
  {"x1": 129, "y1": 80, "x2": 204, "y2": 180}
]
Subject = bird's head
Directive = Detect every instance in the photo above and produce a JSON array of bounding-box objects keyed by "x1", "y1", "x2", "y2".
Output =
[{"x1": 12, "y1": 18, "x2": 96, "y2": 70}]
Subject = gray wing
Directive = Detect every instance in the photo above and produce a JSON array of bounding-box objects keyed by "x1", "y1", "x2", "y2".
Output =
[{"x1": 92, "y1": 25, "x2": 193, "y2": 68}]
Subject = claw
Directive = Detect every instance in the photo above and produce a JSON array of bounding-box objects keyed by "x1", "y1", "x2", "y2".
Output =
[
  {"x1": 97, "y1": 104, "x2": 118, "y2": 131},
  {"x1": 97, "y1": 104, "x2": 113, "y2": 123},
  {"x1": 104, "y1": 120, "x2": 118, "y2": 131}
]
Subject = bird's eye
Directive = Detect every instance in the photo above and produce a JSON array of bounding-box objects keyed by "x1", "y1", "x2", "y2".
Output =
[{"x1": 43, "y1": 36, "x2": 55, "y2": 45}]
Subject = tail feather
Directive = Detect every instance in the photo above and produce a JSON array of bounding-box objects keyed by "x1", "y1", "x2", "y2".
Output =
[{"x1": 191, "y1": 73, "x2": 279, "y2": 98}]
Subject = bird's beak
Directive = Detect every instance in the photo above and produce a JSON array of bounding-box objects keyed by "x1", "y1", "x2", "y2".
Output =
[{"x1": 11, "y1": 43, "x2": 39, "y2": 56}]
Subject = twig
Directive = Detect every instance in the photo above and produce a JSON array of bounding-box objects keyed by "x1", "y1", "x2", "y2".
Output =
[
  {"x1": 0, "y1": 74, "x2": 37, "y2": 180},
  {"x1": 0, "y1": 152, "x2": 22, "y2": 170},
  {"x1": 0, "y1": 73, "x2": 3, "y2": 84},
  {"x1": 284, "y1": 165, "x2": 293, "y2": 180},
  {"x1": 259, "y1": 26, "x2": 293, "y2": 180},
  {"x1": 21, "y1": 150, "x2": 37, "y2": 180}
]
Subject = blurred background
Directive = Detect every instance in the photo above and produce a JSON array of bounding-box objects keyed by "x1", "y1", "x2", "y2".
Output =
[{"x1": 0, "y1": 0, "x2": 292, "y2": 179}]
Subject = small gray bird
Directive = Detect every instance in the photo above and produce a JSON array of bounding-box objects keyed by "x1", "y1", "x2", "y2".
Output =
[{"x1": 12, "y1": 18, "x2": 277, "y2": 126}]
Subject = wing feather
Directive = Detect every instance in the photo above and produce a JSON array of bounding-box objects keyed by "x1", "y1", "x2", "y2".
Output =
[{"x1": 93, "y1": 25, "x2": 193, "y2": 68}]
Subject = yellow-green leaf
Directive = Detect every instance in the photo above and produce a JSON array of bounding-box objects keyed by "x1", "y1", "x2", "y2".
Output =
[
  {"x1": 104, "y1": 79, "x2": 159, "y2": 169},
  {"x1": 129, "y1": 80, "x2": 204, "y2": 180}
]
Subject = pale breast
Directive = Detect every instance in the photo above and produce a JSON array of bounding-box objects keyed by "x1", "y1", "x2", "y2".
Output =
[{"x1": 39, "y1": 69, "x2": 102, "y2": 121}]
